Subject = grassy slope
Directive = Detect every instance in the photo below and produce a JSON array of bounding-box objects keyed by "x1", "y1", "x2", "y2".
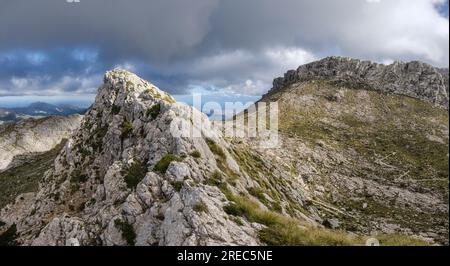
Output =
[
  {"x1": 276, "y1": 82, "x2": 448, "y2": 193},
  {"x1": 229, "y1": 80, "x2": 448, "y2": 245}
]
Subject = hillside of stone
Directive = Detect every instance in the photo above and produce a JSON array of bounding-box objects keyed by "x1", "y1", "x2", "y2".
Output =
[{"x1": 0, "y1": 115, "x2": 82, "y2": 170}]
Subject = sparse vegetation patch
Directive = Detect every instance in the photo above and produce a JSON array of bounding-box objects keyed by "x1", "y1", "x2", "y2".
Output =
[
  {"x1": 121, "y1": 119, "x2": 133, "y2": 138},
  {"x1": 123, "y1": 160, "x2": 147, "y2": 189},
  {"x1": 111, "y1": 105, "x2": 121, "y2": 115},
  {"x1": 206, "y1": 138, "x2": 225, "y2": 158},
  {"x1": 0, "y1": 224, "x2": 18, "y2": 246},
  {"x1": 190, "y1": 150, "x2": 201, "y2": 158},
  {"x1": 146, "y1": 104, "x2": 161, "y2": 120},
  {"x1": 193, "y1": 201, "x2": 208, "y2": 213},
  {"x1": 114, "y1": 219, "x2": 136, "y2": 246},
  {"x1": 70, "y1": 169, "x2": 88, "y2": 183},
  {"x1": 154, "y1": 154, "x2": 182, "y2": 174},
  {"x1": 171, "y1": 181, "x2": 184, "y2": 192}
]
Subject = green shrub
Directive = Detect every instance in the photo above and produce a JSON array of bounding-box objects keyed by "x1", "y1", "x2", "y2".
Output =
[
  {"x1": 0, "y1": 224, "x2": 17, "y2": 246},
  {"x1": 92, "y1": 126, "x2": 108, "y2": 152},
  {"x1": 205, "y1": 170, "x2": 223, "y2": 186},
  {"x1": 94, "y1": 126, "x2": 108, "y2": 139},
  {"x1": 146, "y1": 104, "x2": 161, "y2": 120},
  {"x1": 70, "y1": 169, "x2": 88, "y2": 183},
  {"x1": 248, "y1": 187, "x2": 269, "y2": 204},
  {"x1": 111, "y1": 105, "x2": 121, "y2": 115},
  {"x1": 205, "y1": 138, "x2": 225, "y2": 158},
  {"x1": 224, "y1": 203, "x2": 246, "y2": 217},
  {"x1": 271, "y1": 201, "x2": 283, "y2": 213},
  {"x1": 190, "y1": 150, "x2": 201, "y2": 158},
  {"x1": 153, "y1": 154, "x2": 182, "y2": 174},
  {"x1": 171, "y1": 181, "x2": 184, "y2": 192},
  {"x1": 114, "y1": 219, "x2": 136, "y2": 246},
  {"x1": 125, "y1": 81, "x2": 134, "y2": 91},
  {"x1": 230, "y1": 216, "x2": 244, "y2": 226},
  {"x1": 121, "y1": 119, "x2": 133, "y2": 138},
  {"x1": 193, "y1": 201, "x2": 208, "y2": 213},
  {"x1": 123, "y1": 160, "x2": 147, "y2": 189}
]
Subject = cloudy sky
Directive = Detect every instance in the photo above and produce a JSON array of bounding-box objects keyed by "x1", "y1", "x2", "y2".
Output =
[{"x1": 0, "y1": 0, "x2": 448, "y2": 100}]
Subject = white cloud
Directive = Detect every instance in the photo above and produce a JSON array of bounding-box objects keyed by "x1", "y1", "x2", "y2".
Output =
[
  {"x1": 333, "y1": 0, "x2": 449, "y2": 65},
  {"x1": 1, "y1": 74, "x2": 100, "y2": 96},
  {"x1": 264, "y1": 47, "x2": 317, "y2": 71},
  {"x1": 176, "y1": 47, "x2": 315, "y2": 95}
]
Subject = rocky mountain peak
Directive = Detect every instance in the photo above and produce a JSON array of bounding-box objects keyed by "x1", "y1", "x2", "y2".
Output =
[
  {"x1": 269, "y1": 57, "x2": 449, "y2": 108},
  {"x1": 0, "y1": 69, "x2": 260, "y2": 246},
  {"x1": 102, "y1": 68, "x2": 175, "y2": 103}
]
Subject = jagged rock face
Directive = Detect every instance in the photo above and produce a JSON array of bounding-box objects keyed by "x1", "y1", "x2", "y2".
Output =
[
  {"x1": 0, "y1": 115, "x2": 82, "y2": 170},
  {"x1": 269, "y1": 57, "x2": 449, "y2": 109},
  {"x1": 0, "y1": 69, "x2": 260, "y2": 246}
]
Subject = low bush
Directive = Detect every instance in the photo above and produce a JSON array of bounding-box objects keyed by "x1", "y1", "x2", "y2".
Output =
[
  {"x1": 205, "y1": 138, "x2": 225, "y2": 158},
  {"x1": 123, "y1": 160, "x2": 147, "y2": 189},
  {"x1": 70, "y1": 169, "x2": 88, "y2": 183},
  {"x1": 146, "y1": 104, "x2": 161, "y2": 120},
  {"x1": 193, "y1": 201, "x2": 208, "y2": 213},
  {"x1": 154, "y1": 154, "x2": 182, "y2": 174},
  {"x1": 114, "y1": 219, "x2": 136, "y2": 246},
  {"x1": 171, "y1": 181, "x2": 184, "y2": 192},
  {"x1": 205, "y1": 170, "x2": 223, "y2": 186},
  {"x1": 111, "y1": 105, "x2": 121, "y2": 115},
  {"x1": 121, "y1": 119, "x2": 133, "y2": 138},
  {"x1": 0, "y1": 224, "x2": 17, "y2": 246},
  {"x1": 190, "y1": 150, "x2": 201, "y2": 158}
]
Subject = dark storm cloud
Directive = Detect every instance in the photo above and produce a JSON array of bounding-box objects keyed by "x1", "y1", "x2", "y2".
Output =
[
  {"x1": 0, "y1": 0, "x2": 448, "y2": 96},
  {"x1": 0, "y1": 0, "x2": 217, "y2": 59}
]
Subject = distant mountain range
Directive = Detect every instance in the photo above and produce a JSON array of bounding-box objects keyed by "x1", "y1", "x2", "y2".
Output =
[{"x1": 0, "y1": 102, "x2": 87, "y2": 123}]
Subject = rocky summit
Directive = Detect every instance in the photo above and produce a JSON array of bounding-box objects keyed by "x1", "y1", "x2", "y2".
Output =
[
  {"x1": 269, "y1": 57, "x2": 449, "y2": 109},
  {"x1": 0, "y1": 69, "x2": 261, "y2": 246},
  {"x1": 0, "y1": 58, "x2": 448, "y2": 246}
]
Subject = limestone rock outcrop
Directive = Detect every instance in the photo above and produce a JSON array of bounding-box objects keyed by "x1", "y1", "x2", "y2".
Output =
[
  {"x1": 269, "y1": 56, "x2": 449, "y2": 109},
  {"x1": 0, "y1": 69, "x2": 260, "y2": 246},
  {"x1": 0, "y1": 115, "x2": 82, "y2": 170}
]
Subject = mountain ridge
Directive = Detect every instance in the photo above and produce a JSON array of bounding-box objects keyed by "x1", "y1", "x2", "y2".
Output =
[{"x1": 267, "y1": 56, "x2": 449, "y2": 109}]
